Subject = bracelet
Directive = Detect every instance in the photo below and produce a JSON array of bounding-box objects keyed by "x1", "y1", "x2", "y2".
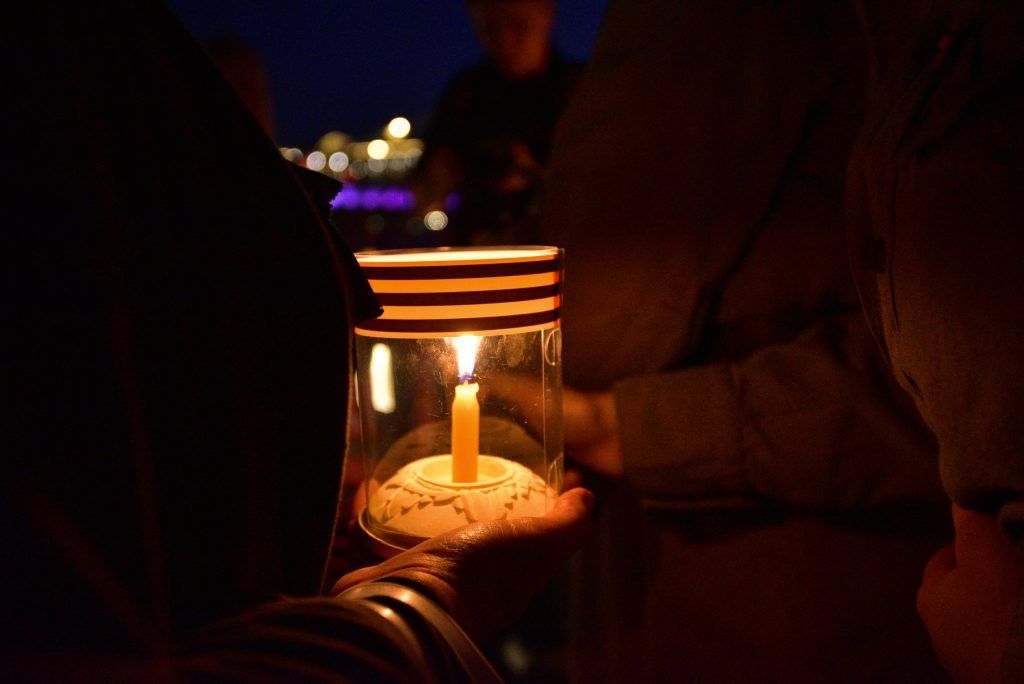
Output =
[{"x1": 339, "y1": 580, "x2": 503, "y2": 683}]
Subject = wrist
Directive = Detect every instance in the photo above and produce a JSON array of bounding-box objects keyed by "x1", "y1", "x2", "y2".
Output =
[{"x1": 338, "y1": 580, "x2": 501, "y2": 683}]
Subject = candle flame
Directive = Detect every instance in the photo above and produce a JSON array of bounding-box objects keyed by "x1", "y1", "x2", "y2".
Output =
[{"x1": 453, "y1": 334, "x2": 481, "y2": 382}]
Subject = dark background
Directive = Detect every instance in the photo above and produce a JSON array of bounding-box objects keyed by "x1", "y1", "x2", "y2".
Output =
[{"x1": 166, "y1": 0, "x2": 609, "y2": 149}]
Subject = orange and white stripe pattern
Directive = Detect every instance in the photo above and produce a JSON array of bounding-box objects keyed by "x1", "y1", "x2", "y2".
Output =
[{"x1": 354, "y1": 247, "x2": 562, "y2": 338}]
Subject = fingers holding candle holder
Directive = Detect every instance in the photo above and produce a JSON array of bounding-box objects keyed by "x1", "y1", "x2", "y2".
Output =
[{"x1": 333, "y1": 486, "x2": 596, "y2": 642}]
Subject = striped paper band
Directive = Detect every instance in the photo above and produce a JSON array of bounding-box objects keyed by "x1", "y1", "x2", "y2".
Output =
[{"x1": 355, "y1": 247, "x2": 562, "y2": 338}]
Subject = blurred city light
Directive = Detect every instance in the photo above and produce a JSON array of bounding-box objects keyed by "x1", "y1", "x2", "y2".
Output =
[
  {"x1": 386, "y1": 116, "x2": 411, "y2": 139},
  {"x1": 306, "y1": 150, "x2": 326, "y2": 172},
  {"x1": 317, "y1": 130, "x2": 349, "y2": 153},
  {"x1": 281, "y1": 147, "x2": 303, "y2": 162},
  {"x1": 328, "y1": 151, "x2": 349, "y2": 172},
  {"x1": 424, "y1": 210, "x2": 448, "y2": 231},
  {"x1": 362, "y1": 187, "x2": 382, "y2": 211},
  {"x1": 331, "y1": 185, "x2": 361, "y2": 211},
  {"x1": 367, "y1": 139, "x2": 390, "y2": 160}
]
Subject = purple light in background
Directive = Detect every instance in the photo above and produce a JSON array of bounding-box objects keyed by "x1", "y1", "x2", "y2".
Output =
[
  {"x1": 332, "y1": 185, "x2": 361, "y2": 211},
  {"x1": 331, "y1": 185, "x2": 418, "y2": 213},
  {"x1": 361, "y1": 188, "x2": 382, "y2": 211},
  {"x1": 444, "y1": 192, "x2": 462, "y2": 213},
  {"x1": 380, "y1": 188, "x2": 405, "y2": 212}
]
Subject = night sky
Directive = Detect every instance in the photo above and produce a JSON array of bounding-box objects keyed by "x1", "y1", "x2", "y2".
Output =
[{"x1": 165, "y1": 0, "x2": 609, "y2": 149}]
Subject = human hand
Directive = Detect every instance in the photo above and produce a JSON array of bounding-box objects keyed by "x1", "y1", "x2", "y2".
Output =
[
  {"x1": 480, "y1": 374, "x2": 623, "y2": 479},
  {"x1": 562, "y1": 387, "x2": 623, "y2": 479},
  {"x1": 332, "y1": 487, "x2": 595, "y2": 641},
  {"x1": 495, "y1": 141, "x2": 543, "y2": 193},
  {"x1": 917, "y1": 504, "x2": 1024, "y2": 683}
]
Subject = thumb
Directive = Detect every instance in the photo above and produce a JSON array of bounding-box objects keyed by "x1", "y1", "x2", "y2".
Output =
[{"x1": 536, "y1": 487, "x2": 595, "y2": 545}]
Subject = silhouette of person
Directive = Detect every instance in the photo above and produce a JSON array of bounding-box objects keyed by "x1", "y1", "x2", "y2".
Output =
[
  {"x1": 539, "y1": 0, "x2": 949, "y2": 680},
  {"x1": 411, "y1": 0, "x2": 583, "y2": 246},
  {"x1": 2, "y1": 3, "x2": 593, "y2": 680}
]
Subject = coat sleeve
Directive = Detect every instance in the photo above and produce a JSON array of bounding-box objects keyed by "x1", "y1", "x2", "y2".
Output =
[
  {"x1": 614, "y1": 310, "x2": 945, "y2": 510},
  {"x1": 173, "y1": 585, "x2": 501, "y2": 683},
  {"x1": 845, "y1": 3, "x2": 1024, "y2": 677},
  {"x1": 885, "y1": 15, "x2": 1024, "y2": 680}
]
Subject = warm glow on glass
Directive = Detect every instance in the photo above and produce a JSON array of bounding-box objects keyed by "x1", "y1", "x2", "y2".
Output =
[
  {"x1": 369, "y1": 343, "x2": 396, "y2": 413},
  {"x1": 453, "y1": 335, "x2": 481, "y2": 381},
  {"x1": 386, "y1": 116, "x2": 411, "y2": 139},
  {"x1": 424, "y1": 210, "x2": 448, "y2": 231},
  {"x1": 367, "y1": 139, "x2": 390, "y2": 160}
]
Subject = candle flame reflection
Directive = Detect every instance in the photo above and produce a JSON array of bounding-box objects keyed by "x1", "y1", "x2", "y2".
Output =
[{"x1": 453, "y1": 334, "x2": 481, "y2": 383}]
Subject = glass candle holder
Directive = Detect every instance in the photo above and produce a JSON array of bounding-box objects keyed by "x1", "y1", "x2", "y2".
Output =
[{"x1": 354, "y1": 246, "x2": 564, "y2": 552}]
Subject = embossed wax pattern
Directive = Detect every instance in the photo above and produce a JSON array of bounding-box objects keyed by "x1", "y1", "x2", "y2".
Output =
[
  {"x1": 354, "y1": 247, "x2": 564, "y2": 551},
  {"x1": 370, "y1": 455, "x2": 550, "y2": 537}
]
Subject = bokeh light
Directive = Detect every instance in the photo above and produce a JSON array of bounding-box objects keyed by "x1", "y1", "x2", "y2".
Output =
[
  {"x1": 328, "y1": 151, "x2": 350, "y2": 172},
  {"x1": 386, "y1": 116, "x2": 411, "y2": 139},
  {"x1": 367, "y1": 139, "x2": 390, "y2": 160},
  {"x1": 306, "y1": 150, "x2": 326, "y2": 172},
  {"x1": 424, "y1": 210, "x2": 448, "y2": 231},
  {"x1": 317, "y1": 130, "x2": 349, "y2": 153}
]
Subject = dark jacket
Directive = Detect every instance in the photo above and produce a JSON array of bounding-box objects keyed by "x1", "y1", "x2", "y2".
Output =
[
  {"x1": 1, "y1": 3, "x2": 490, "y2": 681},
  {"x1": 846, "y1": 0, "x2": 1024, "y2": 678},
  {"x1": 541, "y1": 0, "x2": 950, "y2": 680}
]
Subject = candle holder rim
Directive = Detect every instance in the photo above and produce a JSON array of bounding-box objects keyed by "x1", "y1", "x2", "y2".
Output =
[
  {"x1": 354, "y1": 245, "x2": 560, "y2": 263},
  {"x1": 415, "y1": 453, "x2": 515, "y2": 489}
]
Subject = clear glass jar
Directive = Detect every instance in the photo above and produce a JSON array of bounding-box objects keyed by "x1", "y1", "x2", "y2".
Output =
[{"x1": 353, "y1": 247, "x2": 563, "y2": 551}]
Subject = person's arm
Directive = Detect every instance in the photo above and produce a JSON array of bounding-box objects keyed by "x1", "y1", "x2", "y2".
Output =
[
  {"x1": 173, "y1": 488, "x2": 594, "y2": 682},
  {"x1": 846, "y1": 3, "x2": 1024, "y2": 678},
  {"x1": 571, "y1": 310, "x2": 945, "y2": 510}
]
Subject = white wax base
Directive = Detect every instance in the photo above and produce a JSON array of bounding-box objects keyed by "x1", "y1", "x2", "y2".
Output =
[{"x1": 367, "y1": 454, "x2": 552, "y2": 540}]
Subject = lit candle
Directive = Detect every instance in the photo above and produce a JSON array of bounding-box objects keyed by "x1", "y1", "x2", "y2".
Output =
[
  {"x1": 451, "y1": 335, "x2": 481, "y2": 482},
  {"x1": 451, "y1": 382, "x2": 479, "y2": 482}
]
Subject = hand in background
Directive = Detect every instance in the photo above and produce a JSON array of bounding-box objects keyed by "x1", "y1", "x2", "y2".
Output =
[
  {"x1": 918, "y1": 504, "x2": 1024, "y2": 683},
  {"x1": 332, "y1": 487, "x2": 595, "y2": 642},
  {"x1": 477, "y1": 374, "x2": 624, "y2": 479},
  {"x1": 562, "y1": 387, "x2": 624, "y2": 479}
]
